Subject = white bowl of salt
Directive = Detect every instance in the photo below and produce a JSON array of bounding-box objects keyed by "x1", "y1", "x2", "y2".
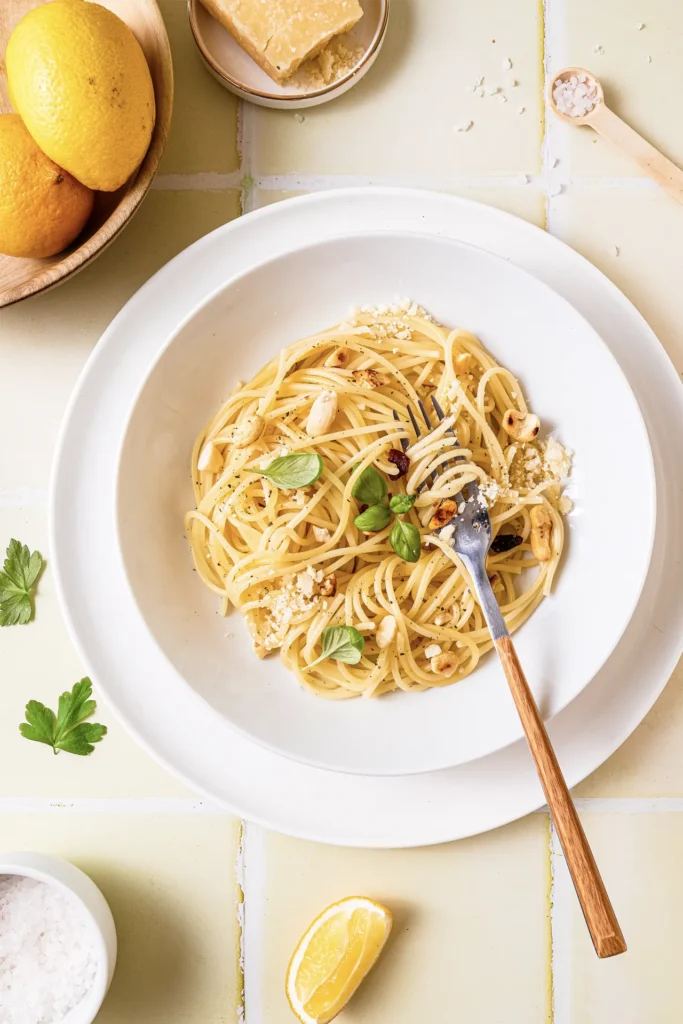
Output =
[{"x1": 0, "y1": 851, "x2": 117, "y2": 1024}]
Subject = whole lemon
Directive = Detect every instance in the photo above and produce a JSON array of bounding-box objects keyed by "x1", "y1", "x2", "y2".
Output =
[
  {"x1": 6, "y1": 0, "x2": 155, "y2": 192},
  {"x1": 0, "y1": 114, "x2": 94, "y2": 259}
]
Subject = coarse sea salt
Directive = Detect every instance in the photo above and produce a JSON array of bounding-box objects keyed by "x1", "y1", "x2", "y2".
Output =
[
  {"x1": 0, "y1": 875, "x2": 98, "y2": 1024},
  {"x1": 552, "y1": 74, "x2": 599, "y2": 118}
]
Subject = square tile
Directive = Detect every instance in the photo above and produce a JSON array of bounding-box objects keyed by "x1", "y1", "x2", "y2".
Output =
[
  {"x1": 249, "y1": 0, "x2": 543, "y2": 176},
  {"x1": 0, "y1": 810, "x2": 240, "y2": 1023},
  {"x1": 249, "y1": 815, "x2": 551, "y2": 1023},
  {"x1": 554, "y1": 0, "x2": 683, "y2": 177},
  {"x1": 553, "y1": 187, "x2": 683, "y2": 370},
  {"x1": 562, "y1": 813, "x2": 683, "y2": 1023},
  {"x1": 0, "y1": 505, "x2": 192, "y2": 797},
  {"x1": 0, "y1": 190, "x2": 241, "y2": 489},
  {"x1": 158, "y1": 0, "x2": 240, "y2": 174}
]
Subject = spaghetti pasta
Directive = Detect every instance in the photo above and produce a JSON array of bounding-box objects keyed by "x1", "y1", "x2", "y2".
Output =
[{"x1": 185, "y1": 303, "x2": 572, "y2": 699}]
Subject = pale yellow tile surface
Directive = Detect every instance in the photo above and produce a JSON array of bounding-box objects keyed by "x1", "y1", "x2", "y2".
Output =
[
  {"x1": 158, "y1": 0, "x2": 239, "y2": 174},
  {"x1": 254, "y1": 816, "x2": 551, "y2": 1023},
  {"x1": 253, "y1": 185, "x2": 546, "y2": 225},
  {"x1": 558, "y1": 0, "x2": 683, "y2": 177},
  {"x1": 565, "y1": 813, "x2": 683, "y2": 1023},
  {"x1": 250, "y1": 0, "x2": 543, "y2": 176},
  {"x1": 554, "y1": 187, "x2": 683, "y2": 368},
  {"x1": 0, "y1": 812, "x2": 239, "y2": 1023},
  {"x1": 0, "y1": 190, "x2": 240, "y2": 488},
  {"x1": 0, "y1": 505, "x2": 193, "y2": 796}
]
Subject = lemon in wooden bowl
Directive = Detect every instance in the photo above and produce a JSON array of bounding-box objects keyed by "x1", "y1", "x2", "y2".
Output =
[
  {"x1": 0, "y1": 114, "x2": 94, "y2": 259},
  {"x1": 6, "y1": 0, "x2": 155, "y2": 192}
]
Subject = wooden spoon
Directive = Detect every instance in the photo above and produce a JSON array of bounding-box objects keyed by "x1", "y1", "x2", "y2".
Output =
[{"x1": 549, "y1": 67, "x2": 683, "y2": 204}]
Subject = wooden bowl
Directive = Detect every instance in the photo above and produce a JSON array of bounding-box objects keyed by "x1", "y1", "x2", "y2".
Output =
[{"x1": 0, "y1": 0, "x2": 173, "y2": 308}]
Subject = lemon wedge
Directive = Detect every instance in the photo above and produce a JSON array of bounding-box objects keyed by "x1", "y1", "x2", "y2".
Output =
[{"x1": 286, "y1": 896, "x2": 392, "y2": 1024}]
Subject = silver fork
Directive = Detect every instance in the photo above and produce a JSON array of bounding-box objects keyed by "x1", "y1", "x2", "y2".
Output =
[{"x1": 403, "y1": 396, "x2": 626, "y2": 960}]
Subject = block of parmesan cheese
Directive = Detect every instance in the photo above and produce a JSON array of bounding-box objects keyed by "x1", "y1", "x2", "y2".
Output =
[{"x1": 199, "y1": 0, "x2": 364, "y2": 83}]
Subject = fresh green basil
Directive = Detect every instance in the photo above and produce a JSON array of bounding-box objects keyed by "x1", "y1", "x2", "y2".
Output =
[
  {"x1": 351, "y1": 465, "x2": 387, "y2": 507},
  {"x1": 354, "y1": 504, "x2": 392, "y2": 532},
  {"x1": 308, "y1": 625, "x2": 365, "y2": 668},
  {"x1": 389, "y1": 493, "x2": 416, "y2": 515},
  {"x1": 248, "y1": 453, "x2": 323, "y2": 488},
  {"x1": 390, "y1": 518, "x2": 421, "y2": 563}
]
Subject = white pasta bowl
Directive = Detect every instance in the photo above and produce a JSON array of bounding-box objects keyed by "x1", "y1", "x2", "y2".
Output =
[
  {"x1": 115, "y1": 231, "x2": 654, "y2": 776},
  {"x1": 0, "y1": 850, "x2": 117, "y2": 1023}
]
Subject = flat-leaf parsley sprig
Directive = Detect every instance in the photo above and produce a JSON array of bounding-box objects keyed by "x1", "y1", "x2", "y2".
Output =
[
  {"x1": 20, "y1": 678, "x2": 107, "y2": 756},
  {"x1": 351, "y1": 466, "x2": 421, "y2": 563},
  {"x1": 0, "y1": 539, "x2": 44, "y2": 626}
]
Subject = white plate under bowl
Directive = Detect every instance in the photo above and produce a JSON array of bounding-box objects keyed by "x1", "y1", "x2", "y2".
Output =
[
  {"x1": 50, "y1": 189, "x2": 683, "y2": 845},
  {"x1": 114, "y1": 231, "x2": 654, "y2": 777},
  {"x1": 188, "y1": 0, "x2": 389, "y2": 109}
]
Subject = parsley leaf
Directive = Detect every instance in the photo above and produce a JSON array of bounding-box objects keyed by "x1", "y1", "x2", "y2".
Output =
[
  {"x1": 248, "y1": 453, "x2": 323, "y2": 488},
  {"x1": 0, "y1": 539, "x2": 43, "y2": 626},
  {"x1": 389, "y1": 493, "x2": 416, "y2": 514},
  {"x1": 351, "y1": 465, "x2": 387, "y2": 506},
  {"x1": 390, "y1": 519, "x2": 421, "y2": 563},
  {"x1": 19, "y1": 678, "x2": 107, "y2": 756},
  {"x1": 308, "y1": 625, "x2": 365, "y2": 668},
  {"x1": 354, "y1": 504, "x2": 392, "y2": 532}
]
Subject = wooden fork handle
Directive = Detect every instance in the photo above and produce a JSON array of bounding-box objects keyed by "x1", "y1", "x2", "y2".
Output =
[{"x1": 495, "y1": 636, "x2": 627, "y2": 958}]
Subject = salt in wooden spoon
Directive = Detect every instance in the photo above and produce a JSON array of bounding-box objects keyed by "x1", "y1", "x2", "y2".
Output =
[{"x1": 549, "y1": 67, "x2": 683, "y2": 205}]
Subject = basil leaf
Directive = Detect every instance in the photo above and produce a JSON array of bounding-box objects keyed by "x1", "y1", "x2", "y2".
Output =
[
  {"x1": 308, "y1": 625, "x2": 365, "y2": 668},
  {"x1": 248, "y1": 453, "x2": 323, "y2": 488},
  {"x1": 389, "y1": 493, "x2": 416, "y2": 515},
  {"x1": 351, "y1": 465, "x2": 387, "y2": 506},
  {"x1": 354, "y1": 504, "x2": 392, "y2": 532},
  {"x1": 390, "y1": 518, "x2": 421, "y2": 563}
]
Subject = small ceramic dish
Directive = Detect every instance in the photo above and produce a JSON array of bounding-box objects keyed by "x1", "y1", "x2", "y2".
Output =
[
  {"x1": 187, "y1": 0, "x2": 389, "y2": 109},
  {"x1": 0, "y1": 850, "x2": 117, "y2": 1023}
]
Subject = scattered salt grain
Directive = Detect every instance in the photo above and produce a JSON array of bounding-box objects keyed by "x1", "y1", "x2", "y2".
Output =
[
  {"x1": 485, "y1": 85, "x2": 500, "y2": 96},
  {"x1": 645, "y1": 54, "x2": 652, "y2": 63},
  {"x1": 636, "y1": 22, "x2": 645, "y2": 30},
  {"x1": 0, "y1": 875, "x2": 98, "y2": 1024},
  {"x1": 549, "y1": 183, "x2": 563, "y2": 197},
  {"x1": 552, "y1": 74, "x2": 599, "y2": 117},
  {"x1": 551, "y1": 156, "x2": 559, "y2": 168},
  {"x1": 293, "y1": 112, "x2": 305, "y2": 123},
  {"x1": 518, "y1": 106, "x2": 526, "y2": 114},
  {"x1": 594, "y1": 44, "x2": 605, "y2": 55},
  {"x1": 455, "y1": 120, "x2": 474, "y2": 132},
  {"x1": 499, "y1": 94, "x2": 508, "y2": 103},
  {"x1": 510, "y1": 79, "x2": 519, "y2": 88},
  {"x1": 502, "y1": 58, "x2": 513, "y2": 70},
  {"x1": 609, "y1": 244, "x2": 620, "y2": 257}
]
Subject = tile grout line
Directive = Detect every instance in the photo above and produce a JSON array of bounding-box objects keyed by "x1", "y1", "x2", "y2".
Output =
[
  {"x1": 241, "y1": 822, "x2": 267, "y2": 1024},
  {"x1": 150, "y1": 170, "x2": 660, "y2": 193},
  {"x1": 235, "y1": 822, "x2": 246, "y2": 1024},
  {"x1": 549, "y1": 820, "x2": 573, "y2": 1024}
]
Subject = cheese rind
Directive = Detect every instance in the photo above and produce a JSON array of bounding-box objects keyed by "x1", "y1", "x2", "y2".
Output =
[{"x1": 199, "y1": 0, "x2": 364, "y2": 83}]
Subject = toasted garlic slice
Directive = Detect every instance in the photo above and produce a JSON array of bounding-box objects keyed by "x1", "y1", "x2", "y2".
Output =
[
  {"x1": 234, "y1": 414, "x2": 265, "y2": 448},
  {"x1": 375, "y1": 615, "x2": 397, "y2": 649},
  {"x1": 306, "y1": 391, "x2": 338, "y2": 437},
  {"x1": 530, "y1": 505, "x2": 553, "y2": 561},
  {"x1": 198, "y1": 441, "x2": 223, "y2": 473}
]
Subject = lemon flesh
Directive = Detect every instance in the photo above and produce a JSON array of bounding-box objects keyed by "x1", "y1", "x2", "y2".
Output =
[
  {"x1": 0, "y1": 114, "x2": 94, "y2": 259},
  {"x1": 6, "y1": 0, "x2": 155, "y2": 192},
  {"x1": 286, "y1": 897, "x2": 392, "y2": 1024}
]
